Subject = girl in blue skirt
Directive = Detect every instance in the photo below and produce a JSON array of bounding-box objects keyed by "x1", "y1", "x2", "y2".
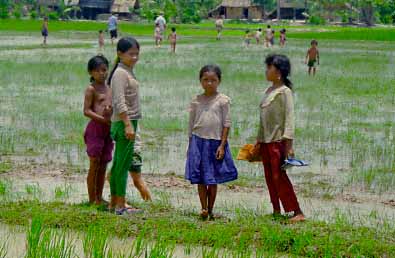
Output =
[{"x1": 185, "y1": 65, "x2": 238, "y2": 220}]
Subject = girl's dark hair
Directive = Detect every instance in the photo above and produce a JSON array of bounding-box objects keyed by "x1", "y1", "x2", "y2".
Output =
[
  {"x1": 87, "y1": 55, "x2": 109, "y2": 83},
  {"x1": 199, "y1": 64, "x2": 222, "y2": 81},
  {"x1": 265, "y1": 54, "x2": 293, "y2": 90},
  {"x1": 107, "y1": 37, "x2": 140, "y2": 85}
]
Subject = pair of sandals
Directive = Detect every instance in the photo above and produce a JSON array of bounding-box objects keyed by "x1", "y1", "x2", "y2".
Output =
[
  {"x1": 281, "y1": 158, "x2": 309, "y2": 170},
  {"x1": 114, "y1": 207, "x2": 143, "y2": 215}
]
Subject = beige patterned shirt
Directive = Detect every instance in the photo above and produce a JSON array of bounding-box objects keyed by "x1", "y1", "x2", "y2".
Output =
[
  {"x1": 111, "y1": 63, "x2": 141, "y2": 122},
  {"x1": 188, "y1": 93, "x2": 231, "y2": 140},
  {"x1": 257, "y1": 85, "x2": 295, "y2": 143}
]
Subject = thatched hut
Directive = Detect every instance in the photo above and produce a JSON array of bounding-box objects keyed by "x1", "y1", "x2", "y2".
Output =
[{"x1": 209, "y1": 0, "x2": 264, "y2": 20}]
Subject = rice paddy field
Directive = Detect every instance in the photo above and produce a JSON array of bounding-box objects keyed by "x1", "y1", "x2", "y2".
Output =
[{"x1": 0, "y1": 19, "x2": 394, "y2": 257}]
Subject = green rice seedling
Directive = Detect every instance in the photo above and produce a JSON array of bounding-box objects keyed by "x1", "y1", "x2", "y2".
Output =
[
  {"x1": 24, "y1": 183, "x2": 42, "y2": 200},
  {"x1": 144, "y1": 238, "x2": 175, "y2": 258},
  {"x1": 83, "y1": 224, "x2": 110, "y2": 258},
  {"x1": 35, "y1": 229, "x2": 75, "y2": 258},
  {"x1": 0, "y1": 179, "x2": 12, "y2": 197},
  {"x1": 25, "y1": 216, "x2": 44, "y2": 258},
  {"x1": 54, "y1": 184, "x2": 72, "y2": 200}
]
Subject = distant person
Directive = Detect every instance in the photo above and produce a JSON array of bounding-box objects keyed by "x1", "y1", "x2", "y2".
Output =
[
  {"x1": 168, "y1": 27, "x2": 177, "y2": 53},
  {"x1": 215, "y1": 16, "x2": 224, "y2": 40},
  {"x1": 305, "y1": 39, "x2": 320, "y2": 76},
  {"x1": 271, "y1": 29, "x2": 275, "y2": 46},
  {"x1": 154, "y1": 23, "x2": 162, "y2": 48},
  {"x1": 98, "y1": 30, "x2": 105, "y2": 53},
  {"x1": 265, "y1": 25, "x2": 273, "y2": 48},
  {"x1": 280, "y1": 29, "x2": 286, "y2": 47},
  {"x1": 108, "y1": 13, "x2": 118, "y2": 45},
  {"x1": 244, "y1": 30, "x2": 252, "y2": 48},
  {"x1": 186, "y1": 65, "x2": 238, "y2": 220},
  {"x1": 255, "y1": 28, "x2": 262, "y2": 44},
  {"x1": 83, "y1": 55, "x2": 113, "y2": 205},
  {"x1": 155, "y1": 12, "x2": 166, "y2": 39},
  {"x1": 41, "y1": 17, "x2": 48, "y2": 45},
  {"x1": 253, "y1": 54, "x2": 305, "y2": 223}
]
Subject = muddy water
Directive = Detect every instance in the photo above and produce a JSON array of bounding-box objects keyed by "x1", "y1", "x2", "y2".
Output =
[{"x1": 0, "y1": 223, "x2": 204, "y2": 258}]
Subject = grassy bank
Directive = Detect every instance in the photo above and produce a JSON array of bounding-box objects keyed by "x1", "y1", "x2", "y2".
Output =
[
  {"x1": 1, "y1": 19, "x2": 395, "y2": 41},
  {"x1": 0, "y1": 200, "x2": 394, "y2": 257}
]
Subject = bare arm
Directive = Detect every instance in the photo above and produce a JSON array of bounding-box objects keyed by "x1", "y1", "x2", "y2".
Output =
[
  {"x1": 216, "y1": 127, "x2": 229, "y2": 160},
  {"x1": 83, "y1": 87, "x2": 108, "y2": 124}
]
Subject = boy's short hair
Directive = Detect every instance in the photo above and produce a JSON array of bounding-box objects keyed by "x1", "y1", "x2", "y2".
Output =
[
  {"x1": 171, "y1": 27, "x2": 176, "y2": 32},
  {"x1": 311, "y1": 39, "x2": 318, "y2": 45},
  {"x1": 99, "y1": 30, "x2": 103, "y2": 33},
  {"x1": 245, "y1": 30, "x2": 250, "y2": 33},
  {"x1": 267, "y1": 25, "x2": 271, "y2": 28},
  {"x1": 258, "y1": 28, "x2": 262, "y2": 31}
]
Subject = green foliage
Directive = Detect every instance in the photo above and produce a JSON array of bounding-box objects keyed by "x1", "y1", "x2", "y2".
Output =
[
  {"x1": 48, "y1": 11, "x2": 59, "y2": 21},
  {"x1": 30, "y1": 10, "x2": 37, "y2": 19},
  {"x1": 309, "y1": 15, "x2": 326, "y2": 25},
  {"x1": 0, "y1": 0, "x2": 10, "y2": 19}
]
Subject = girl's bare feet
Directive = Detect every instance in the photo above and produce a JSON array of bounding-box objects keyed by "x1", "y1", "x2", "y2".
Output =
[
  {"x1": 289, "y1": 214, "x2": 305, "y2": 223},
  {"x1": 200, "y1": 209, "x2": 209, "y2": 219}
]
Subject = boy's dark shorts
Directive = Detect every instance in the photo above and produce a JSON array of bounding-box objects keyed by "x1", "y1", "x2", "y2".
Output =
[
  {"x1": 130, "y1": 152, "x2": 142, "y2": 173},
  {"x1": 41, "y1": 29, "x2": 48, "y2": 37},
  {"x1": 84, "y1": 120, "x2": 114, "y2": 162},
  {"x1": 308, "y1": 59, "x2": 316, "y2": 67},
  {"x1": 110, "y1": 29, "x2": 118, "y2": 39}
]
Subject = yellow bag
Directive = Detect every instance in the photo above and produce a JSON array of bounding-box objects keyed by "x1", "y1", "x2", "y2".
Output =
[{"x1": 236, "y1": 144, "x2": 262, "y2": 162}]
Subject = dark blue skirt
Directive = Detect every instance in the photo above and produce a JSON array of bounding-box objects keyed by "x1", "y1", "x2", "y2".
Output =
[{"x1": 185, "y1": 134, "x2": 238, "y2": 185}]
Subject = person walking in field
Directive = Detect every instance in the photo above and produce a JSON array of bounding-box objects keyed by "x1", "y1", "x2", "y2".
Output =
[
  {"x1": 185, "y1": 65, "x2": 238, "y2": 220},
  {"x1": 215, "y1": 16, "x2": 224, "y2": 40},
  {"x1": 279, "y1": 29, "x2": 286, "y2": 47},
  {"x1": 255, "y1": 28, "x2": 263, "y2": 45},
  {"x1": 108, "y1": 13, "x2": 118, "y2": 45},
  {"x1": 155, "y1": 12, "x2": 166, "y2": 40},
  {"x1": 253, "y1": 54, "x2": 305, "y2": 223},
  {"x1": 107, "y1": 37, "x2": 142, "y2": 215},
  {"x1": 83, "y1": 55, "x2": 113, "y2": 205},
  {"x1": 41, "y1": 17, "x2": 48, "y2": 45},
  {"x1": 305, "y1": 39, "x2": 320, "y2": 76},
  {"x1": 168, "y1": 27, "x2": 177, "y2": 53},
  {"x1": 154, "y1": 23, "x2": 162, "y2": 48},
  {"x1": 98, "y1": 30, "x2": 105, "y2": 54},
  {"x1": 265, "y1": 25, "x2": 273, "y2": 48}
]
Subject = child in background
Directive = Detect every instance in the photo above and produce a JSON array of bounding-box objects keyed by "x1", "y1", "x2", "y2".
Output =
[
  {"x1": 279, "y1": 29, "x2": 286, "y2": 47},
  {"x1": 107, "y1": 37, "x2": 142, "y2": 215},
  {"x1": 168, "y1": 27, "x2": 177, "y2": 53},
  {"x1": 255, "y1": 28, "x2": 263, "y2": 44},
  {"x1": 305, "y1": 39, "x2": 320, "y2": 76},
  {"x1": 215, "y1": 16, "x2": 224, "y2": 40},
  {"x1": 244, "y1": 30, "x2": 251, "y2": 48},
  {"x1": 265, "y1": 25, "x2": 273, "y2": 48},
  {"x1": 154, "y1": 23, "x2": 162, "y2": 48},
  {"x1": 254, "y1": 54, "x2": 305, "y2": 222},
  {"x1": 271, "y1": 29, "x2": 275, "y2": 46},
  {"x1": 185, "y1": 65, "x2": 238, "y2": 220},
  {"x1": 98, "y1": 30, "x2": 105, "y2": 53},
  {"x1": 83, "y1": 55, "x2": 113, "y2": 205},
  {"x1": 41, "y1": 17, "x2": 48, "y2": 45}
]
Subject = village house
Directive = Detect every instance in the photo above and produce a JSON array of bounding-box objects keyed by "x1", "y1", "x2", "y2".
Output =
[{"x1": 209, "y1": 0, "x2": 306, "y2": 20}]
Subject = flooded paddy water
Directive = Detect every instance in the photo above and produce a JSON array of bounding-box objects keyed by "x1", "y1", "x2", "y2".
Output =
[{"x1": 0, "y1": 30, "x2": 394, "y2": 256}]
